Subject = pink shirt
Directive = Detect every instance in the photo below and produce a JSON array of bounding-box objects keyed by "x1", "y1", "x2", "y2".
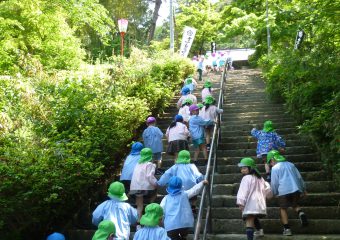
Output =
[
  {"x1": 166, "y1": 122, "x2": 190, "y2": 142},
  {"x1": 177, "y1": 94, "x2": 197, "y2": 108},
  {"x1": 130, "y1": 162, "x2": 157, "y2": 191},
  {"x1": 236, "y1": 175, "x2": 272, "y2": 216}
]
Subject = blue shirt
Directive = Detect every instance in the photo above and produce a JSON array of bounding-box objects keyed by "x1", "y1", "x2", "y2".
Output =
[
  {"x1": 251, "y1": 128, "x2": 286, "y2": 158},
  {"x1": 160, "y1": 182, "x2": 204, "y2": 231},
  {"x1": 157, "y1": 164, "x2": 204, "y2": 190},
  {"x1": 133, "y1": 226, "x2": 170, "y2": 240},
  {"x1": 271, "y1": 161, "x2": 306, "y2": 196},
  {"x1": 92, "y1": 198, "x2": 138, "y2": 240},
  {"x1": 189, "y1": 115, "x2": 213, "y2": 140},
  {"x1": 142, "y1": 126, "x2": 163, "y2": 153},
  {"x1": 120, "y1": 154, "x2": 141, "y2": 181}
]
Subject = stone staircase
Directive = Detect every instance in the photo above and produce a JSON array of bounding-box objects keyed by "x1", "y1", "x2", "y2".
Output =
[
  {"x1": 204, "y1": 69, "x2": 340, "y2": 240},
  {"x1": 67, "y1": 69, "x2": 340, "y2": 239}
]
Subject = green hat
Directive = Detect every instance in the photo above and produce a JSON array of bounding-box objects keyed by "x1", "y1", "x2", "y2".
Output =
[
  {"x1": 205, "y1": 96, "x2": 215, "y2": 105},
  {"x1": 138, "y1": 148, "x2": 153, "y2": 163},
  {"x1": 266, "y1": 150, "x2": 286, "y2": 163},
  {"x1": 238, "y1": 157, "x2": 260, "y2": 175},
  {"x1": 92, "y1": 220, "x2": 115, "y2": 240},
  {"x1": 140, "y1": 203, "x2": 163, "y2": 227},
  {"x1": 183, "y1": 98, "x2": 193, "y2": 106},
  {"x1": 263, "y1": 120, "x2": 274, "y2": 132},
  {"x1": 197, "y1": 103, "x2": 204, "y2": 109},
  {"x1": 204, "y1": 81, "x2": 212, "y2": 88},
  {"x1": 107, "y1": 181, "x2": 128, "y2": 201},
  {"x1": 176, "y1": 150, "x2": 191, "y2": 164},
  {"x1": 185, "y1": 78, "x2": 193, "y2": 84}
]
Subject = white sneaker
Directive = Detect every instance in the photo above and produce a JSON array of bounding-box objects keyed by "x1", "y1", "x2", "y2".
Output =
[
  {"x1": 283, "y1": 228, "x2": 293, "y2": 236},
  {"x1": 136, "y1": 224, "x2": 142, "y2": 231},
  {"x1": 254, "y1": 229, "x2": 264, "y2": 237}
]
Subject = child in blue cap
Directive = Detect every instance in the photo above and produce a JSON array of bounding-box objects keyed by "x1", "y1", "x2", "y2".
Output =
[
  {"x1": 92, "y1": 181, "x2": 138, "y2": 240},
  {"x1": 133, "y1": 203, "x2": 170, "y2": 240},
  {"x1": 157, "y1": 150, "x2": 204, "y2": 215},
  {"x1": 251, "y1": 120, "x2": 286, "y2": 181},
  {"x1": 47, "y1": 232, "x2": 65, "y2": 240},
  {"x1": 142, "y1": 116, "x2": 164, "y2": 172},
  {"x1": 165, "y1": 115, "x2": 190, "y2": 162},
  {"x1": 120, "y1": 142, "x2": 144, "y2": 194},
  {"x1": 176, "y1": 86, "x2": 197, "y2": 109},
  {"x1": 160, "y1": 176, "x2": 208, "y2": 239}
]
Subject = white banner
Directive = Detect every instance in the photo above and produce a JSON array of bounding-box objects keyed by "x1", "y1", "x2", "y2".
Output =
[{"x1": 179, "y1": 26, "x2": 196, "y2": 57}]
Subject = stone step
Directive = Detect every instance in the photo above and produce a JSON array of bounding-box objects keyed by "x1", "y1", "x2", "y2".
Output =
[
  {"x1": 217, "y1": 146, "x2": 315, "y2": 157},
  {"x1": 217, "y1": 153, "x2": 320, "y2": 165},
  {"x1": 212, "y1": 181, "x2": 334, "y2": 195},
  {"x1": 218, "y1": 139, "x2": 310, "y2": 150},
  {"x1": 220, "y1": 128, "x2": 297, "y2": 136},
  {"x1": 213, "y1": 171, "x2": 327, "y2": 184},
  {"x1": 216, "y1": 162, "x2": 323, "y2": 174},
  {"x1": 210, "y1": 206, "x2": 340, "y2": 219},
  {"x1": 222, "y1": 114, "x2": 293, "y2": 122},
  {"x1": 221, "y1": 134, "x2": 303, "y2": 143},
  {"x1": 210, "y1": 193, "x2": 340, "y2": 207},
  {"x1": 211, "y1": 219, "x2": 340, "y2": 234},
  {"x1": 220, "y1": 122, "x2": 296, "y2": 131},
  {"x1": 202, "y1": 234, "x2": 340, "y2": 240}
]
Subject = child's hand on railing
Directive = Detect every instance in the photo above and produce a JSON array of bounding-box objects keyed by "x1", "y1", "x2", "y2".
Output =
[{"x1": 202, "y1": 180, "x2": 209, "y2": 185}]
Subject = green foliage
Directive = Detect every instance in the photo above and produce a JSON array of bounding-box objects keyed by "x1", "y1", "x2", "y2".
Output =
[{"x1": 0, "y1": 48, "x2": 193, "y2": 238}]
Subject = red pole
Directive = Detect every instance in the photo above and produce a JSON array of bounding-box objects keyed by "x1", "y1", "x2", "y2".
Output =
[{"x1": 120, "y1": 32, "x2": 125, "y2": 56}]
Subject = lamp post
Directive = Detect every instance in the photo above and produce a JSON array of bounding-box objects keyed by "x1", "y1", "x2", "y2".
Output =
[
  {"x1": 118, "y1": 19, "x2": 128, "y2": 56},
  {"x1": 266, "y1": 0, "x2": 271, "y2": 54}
]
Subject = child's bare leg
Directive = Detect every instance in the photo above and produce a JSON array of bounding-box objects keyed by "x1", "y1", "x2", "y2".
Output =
[
  {"x1": 200, "y1": 144, "x2": 208, "y2": 160},
  {"x1": 280, "y1": 208, "x2": 289, "y2": 225},
  {"x1": 205, "y1": 128, "x2": 212, "y2": 145},
  {"x1": 265, "y1": 163, "x2": 270, "y2": 174},
  {"x1": 157, "y1": 160, "x2": 162, "y2": 169},
  {"x1": 173, "y1": 152, "x2": 178, "y2": 164},
  {"x1": 194, "y1": 147, "x2": 200, "y2": 161},
  {"x1": 245, "y1": 215, "x2": 255, "y2": 240},
  {"x1": 136, "y1": 196, "x2": 144, "y2": 221}
]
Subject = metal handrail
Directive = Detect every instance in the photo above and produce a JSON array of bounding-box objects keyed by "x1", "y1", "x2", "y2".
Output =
[{"x1": 193, "y1": 65, "x2": 228, "y2": 240}]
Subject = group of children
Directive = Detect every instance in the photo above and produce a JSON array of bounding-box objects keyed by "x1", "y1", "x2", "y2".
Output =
[
  {"x1": 85, "y1": 75, "x2": 222, "y2": 240},
  {"x1": 237, "y1": 120, "x2": 309, "y2": 240}
]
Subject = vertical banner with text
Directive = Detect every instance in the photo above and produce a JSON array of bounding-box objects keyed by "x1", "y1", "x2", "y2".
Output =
[{"x1": 179, "y1": 26, "x2": 197, "y2": 57}]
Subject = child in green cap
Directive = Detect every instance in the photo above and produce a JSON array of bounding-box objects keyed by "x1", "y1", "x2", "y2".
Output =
[
  {"x1": 130, "y1": 148, "x2": 158, "y2": 228},
  {"x1": 237, "y1": 157, "x2": 272, "y2": 240},
  {"x1": 267, "y1": 150, "x2": 308, "y2": 236},
  {"x1": 133, "y1": 203, "x2": 170, "y2": 240},
  {"x1": 92, "y1": 220, "x2": 115, "y2": 240},
  {"x1": 92, "y1": 181, "x2": 138, "y2": 240},
  {"x1": 251, "y1": 120, "x2": 286, "y2": 182}
]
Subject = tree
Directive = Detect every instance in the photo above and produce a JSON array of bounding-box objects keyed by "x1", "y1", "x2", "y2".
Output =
[{"x1": 148, "y1": 0, "x2": 162, "y2": 44}]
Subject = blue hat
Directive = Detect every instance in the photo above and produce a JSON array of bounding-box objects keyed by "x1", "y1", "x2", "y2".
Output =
[
  {"x1": 175, "y1": 114, "x2": 183, "y2": 122},
  {"x1": 181, "y1": 86, "x2": 190, "y2": 95},
  {"x1": 166, "y1": 176, "x2": 183, "y2": 195},
  {"x1": 47, "y1": 232, "x2": 65, "y2": 240},
  {"x1": 130, "y1": 142, "x2": 143, "y2": 155}
]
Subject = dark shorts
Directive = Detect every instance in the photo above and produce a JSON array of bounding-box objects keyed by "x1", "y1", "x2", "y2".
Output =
[
  {"x1": 129, "y1": 189, "x2": 157, "y2": 199},
  {"x1": 167, "y1": 227, "x2": 190, "y2": 239},
  {"x1": 167, "y1": 140, "x2": 189, "y2": 155},
  {"x1": 205, "y1": 125, "x2": 214, "y2": 130},
  {"x1": 278, "y1": 191, "x2": 301, "y2": 208},
  {"x1": 152, "y1": 152, "x2": 162, "y2": 161}
]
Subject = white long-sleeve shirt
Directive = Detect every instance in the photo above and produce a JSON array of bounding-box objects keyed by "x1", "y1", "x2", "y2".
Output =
[{"x1": 166, "y1": 122, "x2": 190, "y2": 142}]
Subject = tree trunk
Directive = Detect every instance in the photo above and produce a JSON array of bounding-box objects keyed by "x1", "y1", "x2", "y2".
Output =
[{"x1": 148, "y1": 0, "x2": 162, "y2": 45}]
